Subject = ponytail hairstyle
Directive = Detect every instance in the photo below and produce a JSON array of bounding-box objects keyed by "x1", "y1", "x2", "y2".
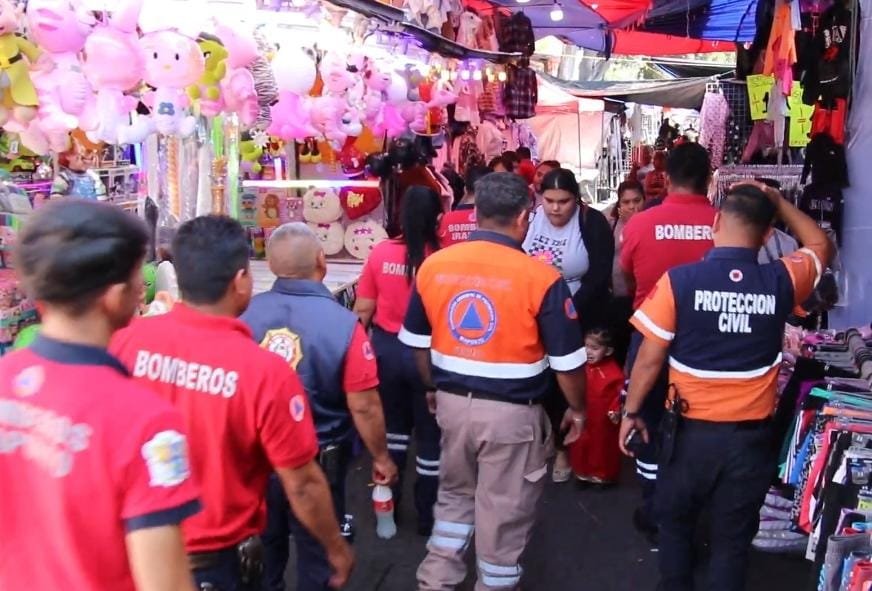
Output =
[
  {"x1": 400, "y1": 186, "x2": 443, "y2": 283},
  {"x1": 540, "y1": 168, "x2": 582, "y2": 204}
]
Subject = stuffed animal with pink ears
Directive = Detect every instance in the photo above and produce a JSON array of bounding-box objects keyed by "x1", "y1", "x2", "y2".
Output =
[
  {"x1": 79, "y1": 0, "x2": 149, "y2": 145},
  {"x1": 140, "y1": 30, "x2": 205, "y2": 137},
  {"x1": 24, "y1": 0, "x2": 95, "y2": 148}
]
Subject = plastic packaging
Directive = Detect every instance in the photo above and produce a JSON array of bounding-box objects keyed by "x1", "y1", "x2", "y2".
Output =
[{"x1": 372, "y1": 484, "x2": 397, "y2": 540}]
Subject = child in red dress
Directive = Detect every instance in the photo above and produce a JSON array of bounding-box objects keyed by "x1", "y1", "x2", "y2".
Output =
[{"x1": 569, "y1": 328, "x2": 624, "y2": 484}]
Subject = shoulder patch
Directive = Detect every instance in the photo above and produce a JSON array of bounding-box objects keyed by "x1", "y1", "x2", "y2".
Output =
[
  {"x1": 564, "y1": 298, "x2": 578, "y2": 320},
  {"x1": 260, "y1": 328, "x2": 303, "y2": 370},
  {"x1": 141, "y1": 430, "x2": 191, "y2": 488},
  {"x1": 290, "y1": 394, "x2": 306, "y2": 422}
]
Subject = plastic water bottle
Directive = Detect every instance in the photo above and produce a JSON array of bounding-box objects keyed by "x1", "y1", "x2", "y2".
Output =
[
  {"x1": 340, "y1": 514, "x2": 355, "y2": 544},
  {"x1": 372, "y1": 484, "x2": 397, "y2": 540}
]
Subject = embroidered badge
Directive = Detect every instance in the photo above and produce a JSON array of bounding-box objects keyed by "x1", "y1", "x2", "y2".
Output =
[
  {"x1": 260, "y1": 328, "x2": 303, "y2": 370},
  {"x1": 141, "y1": 430, "x2": 191, "y2": 488}
]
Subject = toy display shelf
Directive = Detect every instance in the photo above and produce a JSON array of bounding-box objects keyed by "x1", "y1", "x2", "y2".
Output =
[{"x1": 242, "y1": 179, "x2": 380, "y2": 189}]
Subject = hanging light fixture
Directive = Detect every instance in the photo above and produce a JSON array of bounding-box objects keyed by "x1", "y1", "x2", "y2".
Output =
[
  {"x1": 517, "y1": 0, "x2": 531, "y2": 4},
  {"x1": 550, "y1": 1, "x2": 564, "y2": 21}
]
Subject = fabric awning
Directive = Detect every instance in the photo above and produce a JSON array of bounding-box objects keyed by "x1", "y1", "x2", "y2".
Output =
[{"x1": 540, "y1": 72, "x2": 710, "y2": 109}]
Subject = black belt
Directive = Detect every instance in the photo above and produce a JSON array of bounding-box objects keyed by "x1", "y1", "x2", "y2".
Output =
[
  {"x1": 0, "y1": 53, "x2": 23, "y2": 68},
  {"x1": 188, "y1": 546, "x2": 236, "y2": 571},
  {"x1": 682, "y1": 417, "x2": 772, "y2": 431},
  {"x1": 441, "y1": 386, "x2": 542, "y2": 407}
]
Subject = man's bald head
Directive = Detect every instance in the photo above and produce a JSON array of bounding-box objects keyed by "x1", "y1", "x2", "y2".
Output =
[{"x1": 267, "y1": 222, "x2": 325, "y2": 280}]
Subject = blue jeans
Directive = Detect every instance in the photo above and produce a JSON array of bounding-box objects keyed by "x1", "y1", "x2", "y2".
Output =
[{"x1": 261, "y1": 446, "x2": 349, "y2": 591}]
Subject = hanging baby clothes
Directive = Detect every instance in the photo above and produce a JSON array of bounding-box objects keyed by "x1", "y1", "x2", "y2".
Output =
[
  {"x1": 454, "y1": 80, "x2": 483, "y2": 126},
  {"x1": 476, "y1": 15, "x2": 499, "y2": 52},
  {"x1": 456, "y1": 10, "x2": 482, "y2": 48},
  {"x1": 477, "y1": 118, "x2": 504, "y2": 161},
  {"x1": 699, "y1": 91, "x2": 731, "y2": 167},
  {"x1": 405, "y1": 0, "x2": 447, "y2": 31},
  {"x1": 764, "y1": 1, "x2": 798, "y2": 95}
]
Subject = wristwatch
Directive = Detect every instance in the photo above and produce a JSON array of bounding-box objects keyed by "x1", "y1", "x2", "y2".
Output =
[{"x1": 622, "y1": 408, "x2": 640, "y2": 420}]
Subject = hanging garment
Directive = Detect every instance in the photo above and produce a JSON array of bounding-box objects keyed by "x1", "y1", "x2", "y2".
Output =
[
  {"x1": 476, "y1": 120, "x2": 503, "y2": 162},
  {"x1": 503, "y1": 65, "x2": 537, "y2": 120},
  {"x1": 763, "y1": 1, "x2": 798, "y2": 95},
  {"x1": 476, "y1": 15, "x2": 500, "y2": 52},
  {"x1": 699, "y1": 91, "x2": 731, "y2": 167},
  {"x1": 454, "y1": 80, "x2": 482, "y2": 125},
  {"x1": 741, "y1": 120, "x2": 777, "y2": 163},
  {"x1": 803, "y1": 2, "x2": 853, "y2": 104},
  {"x1": 811, "y1": 98, "x2": 848, "y2": 144},
  {"x1": 455, "y1": 10, "x2": 482, "y2": 47},
  {"x1": 498, "y1": 12, "x2": 535, "y2": 56}
]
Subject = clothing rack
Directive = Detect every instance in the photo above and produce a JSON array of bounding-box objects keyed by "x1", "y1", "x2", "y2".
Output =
[{"x1": 713, "y1": 165, "x2": 805, "y2": 207}]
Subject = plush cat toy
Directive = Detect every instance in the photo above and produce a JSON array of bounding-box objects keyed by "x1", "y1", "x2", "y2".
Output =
[{"x1": 344, "y1": 218, "x2": 388, "y2": 259}]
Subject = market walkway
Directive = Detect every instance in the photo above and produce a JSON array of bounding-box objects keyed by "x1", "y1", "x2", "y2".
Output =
[{"x1": 284, "y1": 457, "x2": 810, "y2": 590}]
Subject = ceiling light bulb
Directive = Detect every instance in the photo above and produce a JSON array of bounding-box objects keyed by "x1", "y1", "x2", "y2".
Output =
[
  {"x1": 460, "y1": 70, "x2": 471, "y2": 80},
  {"x1": 517, "y1": 0, "x2": 530, "y2": 4},
  {"x1": 473, "y1": 70, "x2": 483, "y2": 81},
  {"x1": 550, "y1": 2, "x2": 564, "y2": 21},
  {"x1": 591, "y1": 3, "x2": 599, "y2": 8},
  {"x1": 497, "y1": 71, "x2": 507, "y2": 82}
]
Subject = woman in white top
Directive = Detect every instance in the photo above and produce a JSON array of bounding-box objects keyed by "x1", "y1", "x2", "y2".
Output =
[{"x1": 523, "y1": 167, "x2": 615, "y2": 482}]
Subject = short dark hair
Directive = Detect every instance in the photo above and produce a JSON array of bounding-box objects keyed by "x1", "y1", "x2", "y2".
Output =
[
  {"x1": 585, "y1": 327, "x2": 614, "y2": 349},
  {"x1": 537, "y1": 160, "x2": 560, "y2": 171},
  {"x1": 16, "y1": 200, "x2": 148, "y2": 315},
  {"x1": 173, "y1": 215, "x2": 250, "y2": 304},
  {"x1": 475, "y1": 172, "x2": 530, "y2": 226},
  {"x1": 517, "y1": 146, "x2": 531, "y2": 160},
  {"x1": 720, "y1": 184, "x2": 777, "y2": 235},
  {"x1": 666, "y1": 143, "x2": 712, "y2": 195},
  {"x1": 541, "y1": 168, "x2": 581, "y2": 202},
  {"x1": 464, "y1": 166, "x2": 490, "y2": 194}
]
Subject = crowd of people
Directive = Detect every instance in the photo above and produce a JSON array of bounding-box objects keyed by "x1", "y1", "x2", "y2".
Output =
[{"x1": 0, "y1": 140, "x2": 834, "y2": 591}]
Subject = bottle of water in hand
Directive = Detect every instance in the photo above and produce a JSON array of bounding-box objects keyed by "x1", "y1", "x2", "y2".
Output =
[{"x1": 372, "y1": 484, "x2": 397, "y2": 540}]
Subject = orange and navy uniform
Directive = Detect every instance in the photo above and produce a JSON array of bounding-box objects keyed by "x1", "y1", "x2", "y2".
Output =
[
  {"x1": 631, "y1": 246, "x2": 823, "y2": 422},
  {"x1": 400, "y1": 230, "x2": 587, "y2": 401}
]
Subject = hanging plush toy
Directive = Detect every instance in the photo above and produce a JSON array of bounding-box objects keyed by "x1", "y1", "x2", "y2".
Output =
[
  {"x1": 22, "y1": 0, "x2": 95, "y2": 154},
  {"x1": 0, "y1": 0, "x2": 42, "y2": 130},
  {"x1": 210, "y1": 22, "x2": 258, "y2": 127},
  {"x1": 344, "y1": 218, "x2": 388, "y2": 259},
  {"x1": 268, "y1": 44, "x2": 317, "y2": 141},
  {"x1": 140, "y1": 30, "x2": 205, "y2": 137},
  {"x1": 308, "y1": 221, "x2": 345, "y2": 256},
  {"x1": 81, "y1": 0, "x2": 148, "y2": 145},
  {"x1": 187, "y1": 33, "x2": 228, "y2": 115},
  {"x1": 249, "y1": 26, "x2": 279, "y2": 129},
  {"x1": 302, "y1": 187, "x2": 343, "y2": 224}
]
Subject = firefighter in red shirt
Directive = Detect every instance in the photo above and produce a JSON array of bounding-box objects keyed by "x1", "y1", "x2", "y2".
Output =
[
  {"x1": 111, "y1": 216, "x2": 352, "y2": 590},
  {"x1": 438, "y1": 166, "x2": 488, "y2": 248},
  {"x1": 619, "y1": 142, "x2": 717, "y2": 541},
  {"x1": 0, "y1": 200, "x2": 200, "y2": 591}
]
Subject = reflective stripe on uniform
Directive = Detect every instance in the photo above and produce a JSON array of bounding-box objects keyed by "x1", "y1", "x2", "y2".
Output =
[
  {"x1": 431, "y1": 350, "x2": 548, "y2": 379},
  {"x1": 636, "y1": 469, "x2": 657, "y2": 480},
  {"x1": 416, "y1": 456, "x2": 440, "y2": 467},
  {"x1": 636, "y1": 460, "x2": 658, "y2": 471},
  {"x1": 387, "y1": 443, "x2": 408, "y2": 451},
  {"x1": 387, "y1": 433, "x2": 410, "y2": 441},
  {"x1": 479, "y1": 561, "x2": 522, "y2": 588},
  {"x1": 633, "y1": 309, "x2": 675, "y2": 341},
  {"x1": 547, "y1": 347, "x2": 587, "y2": 371},
  {"x1": 434, "y1": 520, "x2": 473, "y2": 536},
  {"x1": 429, "y1": 520, "x2": 474, "y2": 553},
  {"x1": 798, "y1": 247, "x2": 823, "y2": 286},
  {"x1": 416, "y1": 456, "x2": 440, "y2": 475},
  {"x1": 417, "y1": 467, "x2": 439, "y2": 476},
  {"x1": 669, "y1": 353, "x2": 782, "y2": 379},
  {"x1": 398, "y1": 327, "x2": 431, "y2": 348}
]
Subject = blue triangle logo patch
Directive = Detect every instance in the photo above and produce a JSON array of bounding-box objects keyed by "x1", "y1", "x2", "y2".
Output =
[{"x1": 459, "y1": 302, "x2": 484, "y2": 330}]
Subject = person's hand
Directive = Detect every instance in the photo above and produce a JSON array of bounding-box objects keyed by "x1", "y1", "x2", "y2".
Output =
[
  {"x1": 560, "y1": 408, "x2": 586, "y2": 445},
  {"x1": 327, "y1": 539, "x2": 354, "y2": 589},
  {"x1": 426, "y1": 390, "x2": 437, "y2": 415},
  {"x1": 732, "y1": 180, "x2": 783, "y2": 208},
  {"x1": 618, "y1": 414, "x2": 649, "y2": 457},
  {"x1": 372, "y1": 454, "x2": 399, "y2": 486}
]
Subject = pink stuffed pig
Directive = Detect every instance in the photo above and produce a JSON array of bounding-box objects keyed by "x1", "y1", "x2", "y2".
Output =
[
  {"x1": 209, "y1": 23, "x2": 260, "y2": 126},
  {"x1": 140, "y1": 30, "x2": 204, "y2": 137}
]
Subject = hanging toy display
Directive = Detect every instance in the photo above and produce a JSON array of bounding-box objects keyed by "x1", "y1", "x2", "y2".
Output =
[
  {"x1": 188, "y1": 33, "x2": 228, "y2": 116},
  {"x1": 0, "y1": 0, "x2": 42, "y2": 132},
  {"x1": 140, "y1": 30, "x2": 205, "y2": 137}
]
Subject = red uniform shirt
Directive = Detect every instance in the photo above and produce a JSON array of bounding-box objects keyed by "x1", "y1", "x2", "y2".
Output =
[
  {"x1": 0, "y1": 337, "x2": 200, "y2": 591},
  {"x1": 344, "y1": 323, "x2": 379, "y2": 392},
  {"x1": 358, "y1": 239, "x2": 419, "y2": 333},
  {"x1": 110, "y1": 304, "x2": 319, "y2": 553},
  {"x1": 619, "y1": 193, "x2": 717, "y2": 309},
  {"x1": 438, "y1": 204, "x2": 477, "y2": 248}
]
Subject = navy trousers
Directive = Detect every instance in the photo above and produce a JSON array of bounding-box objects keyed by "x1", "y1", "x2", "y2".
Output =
[
  {"x1": 371, "y1": 327, "x2": 440, "y2": 531},
  {"x1": 625, "y1": 330, "x2": 669, "y2": 527},
  {"x1": 193, "y1": 548, "x2": 256, "y2": 591},
  {"x1": 261, "y1": 446, "x2": 349, "y2": 591},
  {"x1": 655, "y1": 419, "x2": 775, "y2": 591}
]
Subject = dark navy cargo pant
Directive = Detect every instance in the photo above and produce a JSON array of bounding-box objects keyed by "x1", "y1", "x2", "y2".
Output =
[
  {"x1": 261, "y1": 445, "x2": 349, "y2": 591},
  {"x1": 193, "y1": 547, "x2": 256, "y2": 591},
  {"x1": 655, "y1": 418, "x2": 775, "y2": 591},
  {"x1": 371, "y1": 327, "x2": 441, "y2": 531},
  {"x1": 625, "y1": 330, "x2": 669, "y2": 528}
]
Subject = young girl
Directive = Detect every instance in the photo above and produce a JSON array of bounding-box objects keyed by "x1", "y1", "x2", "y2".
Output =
[{"x1": 569, "y1": 328, "x2": 624, "y2": 484}]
